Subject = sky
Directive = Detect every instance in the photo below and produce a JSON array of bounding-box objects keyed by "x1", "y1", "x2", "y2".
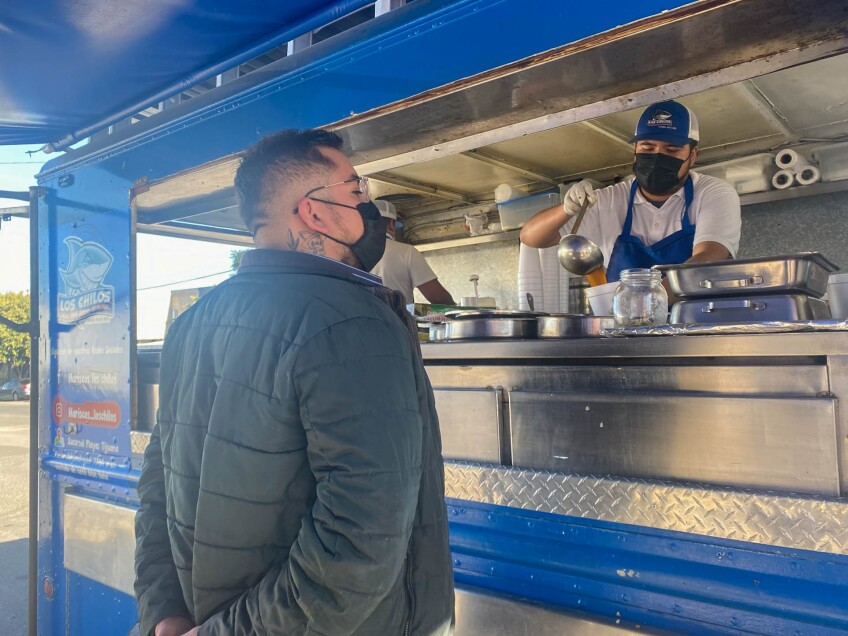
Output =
[{"x1": 0, "y1": 144, "x2": 242, "y2": 340}]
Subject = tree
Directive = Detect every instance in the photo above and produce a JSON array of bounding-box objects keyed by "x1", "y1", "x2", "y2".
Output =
[
  {"x1": 230, "y1": 249, "x2": 246, "y2": 271},
  {"x1": 0, "y1": 291, "x2": 30, "y2": 380}
]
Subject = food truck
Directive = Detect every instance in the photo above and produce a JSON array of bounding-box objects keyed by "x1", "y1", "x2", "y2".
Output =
[{"x1": 4, "y1": 0, "x2": 848, "y2": 633}]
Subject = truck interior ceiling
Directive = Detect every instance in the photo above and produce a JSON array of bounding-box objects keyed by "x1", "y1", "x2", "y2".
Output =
[{"x1": 134, "y1": 50, "x2": 848, "y2": 249}]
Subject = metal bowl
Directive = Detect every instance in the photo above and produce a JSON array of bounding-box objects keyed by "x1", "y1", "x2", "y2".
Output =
[{"x1": 537, "y1": 314, "x2": 615, "y2": 338}]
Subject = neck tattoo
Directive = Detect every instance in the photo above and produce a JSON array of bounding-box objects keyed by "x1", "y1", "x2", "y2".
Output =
[{"x1": 287, "y1": 229, "x2": 326, "y2": 256}]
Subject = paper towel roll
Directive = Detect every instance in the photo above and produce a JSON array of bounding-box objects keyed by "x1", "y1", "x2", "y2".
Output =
[
  {"x1": 796, "y1": 165, "x2": 821, "y2": 186},
  {"x1": 495, "y1": 183, "x2": 522, "y2": 203},
  {"x1": 771, "y1": 169, "x2": 794, "y2": 190},
  {"x1": 775, "y1": 148, "x2": 812, "y2": 171}
]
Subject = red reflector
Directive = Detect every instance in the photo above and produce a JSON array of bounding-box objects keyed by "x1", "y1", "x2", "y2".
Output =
[{"x1": 43, "y1": 577, "x2": 54, "y2": 600}]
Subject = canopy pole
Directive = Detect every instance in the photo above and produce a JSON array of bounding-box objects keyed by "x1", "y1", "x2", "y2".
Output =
[
  {"x1": 44, "y1": 0, "x2": 376, "y2": 153},
  {"x1": 27, "y1": 186, "x2": 40, "y2": 636}
]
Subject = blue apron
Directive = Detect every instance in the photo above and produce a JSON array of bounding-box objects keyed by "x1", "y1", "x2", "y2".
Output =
[{"x1": 606, "y1": 176, "x2": 695, "y2": 282}]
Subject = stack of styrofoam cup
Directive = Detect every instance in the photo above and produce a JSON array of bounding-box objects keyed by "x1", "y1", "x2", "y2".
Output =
[
  {"x1": 584, "y1": 281, "x2": 620, "y2": 316},
  {"x1": 540, "y1": 245, "x2": 564, "y2": 313},
  {"x1": 518, "y1": 242, "x2": 544, "y2": 311},
  {"x1": 557, "y1": 268, "x2": 572, "y2": 313}
]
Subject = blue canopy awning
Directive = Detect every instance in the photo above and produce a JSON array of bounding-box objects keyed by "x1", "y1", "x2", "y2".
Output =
[{"x1": 0, "y1": 0, "x2": 372, "y2": 148}]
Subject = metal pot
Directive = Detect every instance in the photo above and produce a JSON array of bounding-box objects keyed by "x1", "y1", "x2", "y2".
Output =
[
  {"x1": 537, "y1": 314, "x2": 615, "y2": 338},
  {"x1": 568, "y1": 277, "x2": 592, "y2": 315},
  {"x1": 445, "y1": 317, "x2": 538, "y2": 340},
  {"x1": 428, "y1": 323, "x2": 448, "y2": 341}
]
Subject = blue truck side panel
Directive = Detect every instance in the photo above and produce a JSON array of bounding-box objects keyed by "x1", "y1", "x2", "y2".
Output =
[
  {"x1": 66, "y1": 573, "x2": 137, "y2": 635},
  {"x1": 448, "y1": 500, "x2": 848, "y2": 634}
]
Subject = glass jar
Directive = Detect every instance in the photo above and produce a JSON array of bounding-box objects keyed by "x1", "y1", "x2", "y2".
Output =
[{"x1": 612, "y1": 268, "x2": 668, "y2": 327}]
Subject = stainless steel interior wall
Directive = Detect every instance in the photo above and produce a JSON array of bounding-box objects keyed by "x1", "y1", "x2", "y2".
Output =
[
  {"x1": 739, "y1": 191, "x2": 848, "y2": 269},
  {"x1": 415, "y1": 241, "x2": 520, "y2": 309}
]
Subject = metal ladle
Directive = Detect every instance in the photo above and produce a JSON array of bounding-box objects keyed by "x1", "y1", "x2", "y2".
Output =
[{"x1": 557, "y1": 198, "x2": 604, "y2": 276}]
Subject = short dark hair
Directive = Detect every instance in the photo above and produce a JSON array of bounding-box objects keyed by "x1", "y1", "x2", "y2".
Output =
[{"x1": 235, "y1": 129, "x2": 343, "y2": 233}]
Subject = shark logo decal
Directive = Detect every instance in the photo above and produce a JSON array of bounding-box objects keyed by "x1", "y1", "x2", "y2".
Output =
[
  {"x1": 647, "y1": 110, "x2": 674, "y2": 128},
  {"x1": 57, "y1": 237, "x2": 115, "y2": 325}
]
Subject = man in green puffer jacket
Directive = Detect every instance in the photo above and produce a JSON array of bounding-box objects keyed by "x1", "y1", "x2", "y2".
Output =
[{"x1": 134, "y1": 129, "x2": 454, "y2": 636}]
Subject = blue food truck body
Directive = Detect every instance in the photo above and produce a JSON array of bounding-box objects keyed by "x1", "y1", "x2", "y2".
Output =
[{"x1": 5, "y1": 0, "x2": 848, "y2": 633}]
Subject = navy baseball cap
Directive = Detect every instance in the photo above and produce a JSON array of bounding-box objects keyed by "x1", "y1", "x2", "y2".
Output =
[{"x1": 630, "y1": 100, "x2": 700, "y2": 146}]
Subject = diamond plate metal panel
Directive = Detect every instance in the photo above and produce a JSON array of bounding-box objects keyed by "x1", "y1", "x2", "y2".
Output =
[
  {"x1": 445, "y1": 462, "x2": 848, "y2": 555},
  {"x1": 131, "y1": 431, "x2": 150, "y2": 456}
]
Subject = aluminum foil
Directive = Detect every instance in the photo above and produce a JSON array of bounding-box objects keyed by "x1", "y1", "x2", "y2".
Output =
[{"x1": 601, "y1": 319, "x2": 848, "y2": 337}]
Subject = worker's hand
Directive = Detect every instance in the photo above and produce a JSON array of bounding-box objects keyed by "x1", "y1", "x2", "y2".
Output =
[
  {"x1": 155, "y1": 617, "x2": 195, "y2": 636},
  {"x1": 563, "y1": 179, "x2": 597, "y2": 216}
]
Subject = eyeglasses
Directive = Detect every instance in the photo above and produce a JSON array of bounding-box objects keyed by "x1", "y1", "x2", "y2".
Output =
[{"x1": 303, "y1": 176, "x2": 370, "y2": 203}]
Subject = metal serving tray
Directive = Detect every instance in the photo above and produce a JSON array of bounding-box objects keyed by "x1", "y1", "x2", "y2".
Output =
[
  {"x1": 446, "y1": 317, "x2": 538, "y2": 340},
  {"x1": 670, "y1": 294, "x2": 830, "y2": 324},
  {"x1": 537, "y1": 314, "x2": 615, "y2": 338},
  {"x1": 657, "y1": 252, "x2": 838, "y2": 299}
]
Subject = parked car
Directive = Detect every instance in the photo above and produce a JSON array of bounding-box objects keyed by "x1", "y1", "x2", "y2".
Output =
[{"x1": 0, "y1": 379, "x2": 29, "y2": 401}]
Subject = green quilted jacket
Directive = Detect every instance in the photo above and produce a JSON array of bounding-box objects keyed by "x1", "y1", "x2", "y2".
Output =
[{"x1": 134, "y1": 249, "x2": 454, "y2": 636}]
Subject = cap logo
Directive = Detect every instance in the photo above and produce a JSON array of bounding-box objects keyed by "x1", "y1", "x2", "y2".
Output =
[{"x1": 647, "y1": 110, "x2": 674, "y2": 128}]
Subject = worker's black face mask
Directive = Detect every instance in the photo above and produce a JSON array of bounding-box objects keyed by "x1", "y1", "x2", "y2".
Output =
[
  {"x1": 633, "y1": 151, "x2": 691, "y2": 196},
  {"x1": 308, "y1": 199, "x2": 388, "y2": 271}
]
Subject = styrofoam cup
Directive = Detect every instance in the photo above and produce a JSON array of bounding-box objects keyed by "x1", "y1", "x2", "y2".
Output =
[
  {"x1": 827, "y1": 273, "x2": 848, "y2": 319},
  {"x1": 584, "y1": 281, "x2": 619, "y2": 316}
]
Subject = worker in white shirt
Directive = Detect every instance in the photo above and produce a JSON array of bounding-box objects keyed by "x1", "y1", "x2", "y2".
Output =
[
  {"x1": 520, "y1": 100, "x2": 741, "y2": 282},
  {"x1": 371, "y1": 200, "x2": 456, "y2": 305}
]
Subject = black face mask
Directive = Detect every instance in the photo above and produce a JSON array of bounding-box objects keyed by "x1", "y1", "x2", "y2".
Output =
[
  {"x1": 308, "y1": 198, "x2": 388, "y2": 271},
  {"x1": 633, "y1": 152, "x2": 690, "y2": 196}
]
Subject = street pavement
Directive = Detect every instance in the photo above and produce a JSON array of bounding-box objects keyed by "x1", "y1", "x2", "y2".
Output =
[{"x1": 0, "y1": 401, "x2": 30, "y2": 635}]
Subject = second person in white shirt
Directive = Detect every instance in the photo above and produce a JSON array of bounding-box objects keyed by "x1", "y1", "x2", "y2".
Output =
[{"x1": 371, "y1": 200, "x2": 455, "y2": 305}]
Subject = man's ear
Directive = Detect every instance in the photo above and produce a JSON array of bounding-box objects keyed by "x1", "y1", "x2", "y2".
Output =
[
  {"x1": 296, "y1": 198, "x2": 330, "y2": 234},
  {"x1": 689, "y1": 146, "x2": 698, "y2": 168}
]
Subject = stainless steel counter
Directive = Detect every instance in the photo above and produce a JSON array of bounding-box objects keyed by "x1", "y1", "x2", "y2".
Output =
[
  {"x1": 423, "y1": 331, "x2": 848, "y2": 497},
  {"x1": 425, "y1": 331, "x2": 848, "y2": 557},
  {"x1": 132, "y1": 331, "x2": 848, "y2": 552},
  {"x1": 421, "y1": 330, "x2": 848, "y2": 360}
]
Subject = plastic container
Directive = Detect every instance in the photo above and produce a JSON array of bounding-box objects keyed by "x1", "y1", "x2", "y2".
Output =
[
  {"x1": 497, "y1": 190, "x2": 561, "y2": 230},
  {"x1": 694, "y1": 153, "x2": 776, "y2": 195},
  {"x1": 612, "y1": 269, "x2": 668, "y2": 327},
  {"x1": 827, "y1": 272, "x2": 848, "y2": 319},
  {"x1": 584, "y1": 281, "x2": 619, "y2": 316}
]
